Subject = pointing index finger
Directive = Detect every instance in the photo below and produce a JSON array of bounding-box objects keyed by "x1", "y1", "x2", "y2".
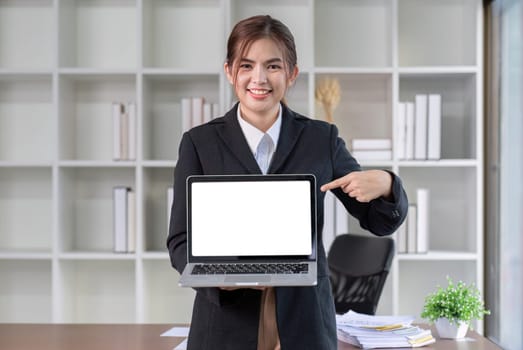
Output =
[{"x1": 320, "y1": 178, "x2": 344, "y2": 192}]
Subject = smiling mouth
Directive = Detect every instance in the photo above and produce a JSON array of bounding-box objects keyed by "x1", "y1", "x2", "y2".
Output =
[{"x1": 248, "y1": 88, "x2": 272, "y2": 96}]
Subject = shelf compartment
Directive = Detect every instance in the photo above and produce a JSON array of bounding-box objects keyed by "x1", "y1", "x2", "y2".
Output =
[
  {"x1": 142, "y1": 74, "x2": 219, "y2": 161},
  {"x1": 398, "y1": 166, "x2": 477, "y2": 253},
  {"x1": 58, "y1": 167, "x2": 135, "y2": 253},
  {"x1": 0, "y1": 168, "x2": 53, "y2": 253},
  {"x1": 58, "y1": 0, "x2": 137, "y2": 69},
  {"x1": 314, "y1": 0, "x2": 392, "y2": 68},
  {"x1": 143, "y1": 167, "x2": 172, "y2": 253},
  {"x1": 0, "y1": 260, "x2": 52, "y2": 322},
  {"x1": 399, "y1": 73, "x2": 477, "y2": 159},
  {"x1": 0, "y1": 0, "x2": 54, "y2": 70},
  {"x1": 230, "y1": 0, "x2": 312, "y2": 70},
  {"x1": 58, "y1": 74, "x2": 136, "y2": 161},
  {"x1": 0, "y1": 75, "x2": 54, "y2": 162},
  {"x1": 142, "y1": 260, "x2": 195, "y2": 323},
  {"x1": 398, "y1": 0, "x2": 477, "y2": 66},
  {"x1": 58, "y1": 260, "x2": 135, "y2": 323},
  {"x1": 315, "y1": 73, "x2": 393, "y2": 143},
  {"x1": 143, "y1": 0, "x2": 223, "y2": 70},
  {"x1": 398, "y1": 260, "x2": 478, "y2": 327}
]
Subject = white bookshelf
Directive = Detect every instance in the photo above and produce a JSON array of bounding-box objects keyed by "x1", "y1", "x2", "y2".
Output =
[{"x1": 0, "y1": 0, "x2": 484, "y2": 332}]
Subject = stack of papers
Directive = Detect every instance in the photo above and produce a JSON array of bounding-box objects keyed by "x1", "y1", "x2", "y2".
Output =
[{"x1": 336, "y1": 311, "x2": 436, "y2": 348}]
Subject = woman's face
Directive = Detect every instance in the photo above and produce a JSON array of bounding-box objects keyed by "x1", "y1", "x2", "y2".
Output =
[{"x1": 225, "y1": 38, "x2": 298, "y2": 123}]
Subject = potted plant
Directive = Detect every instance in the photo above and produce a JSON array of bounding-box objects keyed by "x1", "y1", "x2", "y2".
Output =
[{"x1": 421, "y1": 277, "x2": 490, "y2": 339}]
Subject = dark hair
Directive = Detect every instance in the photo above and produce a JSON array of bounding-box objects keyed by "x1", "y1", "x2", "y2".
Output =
[{"x1": 226, "y1": 15, "x2": 298, "y2": 83}]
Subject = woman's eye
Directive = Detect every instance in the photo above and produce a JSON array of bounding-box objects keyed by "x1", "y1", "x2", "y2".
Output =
[
  {"x1": 239, "y1": 63, "x2": 252, "y2": 69},
  {"x1": 268, "y1": 64, "x2": 281, "y2": 70}
]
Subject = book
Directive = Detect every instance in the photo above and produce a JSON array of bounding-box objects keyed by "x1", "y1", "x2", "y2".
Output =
[
  {"x1": 351, "y1": 138, "x2": 392, "y2": 150},
  {"x1": 167, "y1": 186, "x2": 173, "y2": 234},
  {"x1": 191, "y1": 97, "x2": 204, "y2": 127},
  {"x1": 335, "y1": 198, "x2": 349, "y2": 235},
  {"x1": 181, "y1": 98, "x2": 192, "y2": 132},
  {"x1": 396, "y1": 102, "x2": 407, "y2": 160},
  {"x1": 127, "y1": 189, "x2": 136, "y2": 253},
  {"x1": 127, "y1": 102, "x2": 137, "y2": 161},
  {"x1": 113, "y1": 187, "x2": 129, "y2": 253},
  {"x1": 427, "y1": 94, "x2": 441, "y2": 160},
  {"x1": 112, "y1": 102, "x2": 124, "y2": 160},
  {"x1": 414, "y1": 94, "x2": 428, "y2": 160},
  {"x1": 352, "y1": 150, "x2": 392, "y2": 160},
  {"x1": 406, "y1": 204, "x2": 417, "y2": 254},
  {"x1": 416, "y1": 188, "x2": 430, "y2": 254},
  {"x1": 396, "y1": 221, "x2": 407, "y2": 254},
  {"x1": 405, "y1": 102, "x2": 415, "y2": 160},
  {"x1": 203, "y1": 103, "x2": 212, "y2": 124}
]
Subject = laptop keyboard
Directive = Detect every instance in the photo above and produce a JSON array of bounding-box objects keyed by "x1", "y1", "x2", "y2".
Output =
[{"x1": 191, "y1": 263, "x2": 309, "y2": 275}]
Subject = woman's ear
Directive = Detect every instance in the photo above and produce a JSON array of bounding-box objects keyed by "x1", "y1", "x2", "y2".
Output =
[
  {"x1": 224, "y1": 62, "x2": 234, "y2": 85},
  {"x1": 288, "y1": 65, "x2": 299, "y2": 86}
]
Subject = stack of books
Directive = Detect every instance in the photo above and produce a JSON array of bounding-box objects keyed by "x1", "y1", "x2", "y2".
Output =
[
  {"x1": 397, "y1": 94, "x2": 441, "y2": 161},
  {"x1": 396, "y1": 188, "x2": 430, "y2": 254},
  {"x1": 181, "y1": 97, "x2": 220, "y2": 132},
  {"x1": 350, "y1": 138, "x2": 392, "y2": 160},
  {"x1": 336, "y1": 311, "x2": 436, "y2": 348}
]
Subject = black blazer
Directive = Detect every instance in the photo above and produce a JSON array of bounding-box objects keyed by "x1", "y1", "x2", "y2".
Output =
[{"x1": 167, "y1": 103, "x2": 408, "y2": 350}]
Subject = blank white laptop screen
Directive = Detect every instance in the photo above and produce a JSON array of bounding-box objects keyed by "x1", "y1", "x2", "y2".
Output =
[{"x1": 190, "y1": 180, "x2": 312, "y2": 257}]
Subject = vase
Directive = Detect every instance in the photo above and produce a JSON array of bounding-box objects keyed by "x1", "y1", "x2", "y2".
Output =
[{"x1": 435, "y1": 318, "x2": 469, "y2": 339}]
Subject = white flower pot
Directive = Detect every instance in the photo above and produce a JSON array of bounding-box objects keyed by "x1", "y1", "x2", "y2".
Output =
[{"x1": 435, "y1": 318, "x2": 469, "y2": 339}]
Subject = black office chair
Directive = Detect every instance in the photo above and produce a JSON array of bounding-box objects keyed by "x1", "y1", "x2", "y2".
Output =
[{"x1": 327, "y1": 233, "x2": 395, "y2": 315}]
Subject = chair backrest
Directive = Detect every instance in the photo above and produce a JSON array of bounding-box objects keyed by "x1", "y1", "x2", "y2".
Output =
[{"x1": 327, "y1": 233, "x2": 395, "y2": 315}]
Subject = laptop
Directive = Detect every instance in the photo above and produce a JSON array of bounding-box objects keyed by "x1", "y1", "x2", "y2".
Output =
[{"x1": 178, "y1": 174, "x2": 317, "y2": 287}]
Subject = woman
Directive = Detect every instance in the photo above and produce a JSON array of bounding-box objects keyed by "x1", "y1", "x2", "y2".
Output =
[{"x1": 167, "y1": 15, "x2": 408, "y2": 350}]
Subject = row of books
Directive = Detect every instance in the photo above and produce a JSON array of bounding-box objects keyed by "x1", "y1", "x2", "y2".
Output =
[
  {"x1": 397, "y1": 188, "x2": 430, "y2": 254},
  {"x1": 397, "y1": 94, "x2": 441, "y2": 161},
  {"x1": 350, "y1": 138, "x2": 392, "y2": 160},
  {"x1": 112, "y1": 102, "x2": 136, "y2": 161},
  {"x1": 336, "y1": 310, "x2": 435, "y2": 348},
  {"x1": 181, "y1": 97, "x2": 220, "y2": 132},
  {"x1": 113, "y1": 187, "x2": 136, "y2": 253},
  {"x1": 113, "y1": 187, "x2": 173, "y2": 253}
]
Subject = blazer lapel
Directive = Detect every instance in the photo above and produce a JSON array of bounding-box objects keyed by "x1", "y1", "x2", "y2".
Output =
[
  {"x1": 269, "y1": 105, "x2": 305, "y2": 174},
  {"x1": 216, "y1": 104, "x2": 261, "y2": 174}
]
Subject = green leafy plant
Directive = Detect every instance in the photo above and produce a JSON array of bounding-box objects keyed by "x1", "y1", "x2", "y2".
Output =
[{"x1": 421, "y1": 277, "x2": 490, "y2": 326}]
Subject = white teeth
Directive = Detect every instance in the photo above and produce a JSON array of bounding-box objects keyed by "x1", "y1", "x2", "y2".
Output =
[{"x1": 250, "y1": 89, "x2": 270, "y2": 95}]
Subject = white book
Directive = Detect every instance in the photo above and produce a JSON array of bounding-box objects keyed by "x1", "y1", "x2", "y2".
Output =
[
  {"x1": 335, "y1": 198, "x2": 349, "y2": 235},
  {"x1": 405, "y1": 102, "x2": 415, "y2": 160},
  {"x1": 427, "y1": 94, "x2": 442, "y2": 160},
  {"x1": 416, "y1": 188, "x2": 430, "y2": 253},
  {"x1": 203, "y1": 103, "x2": 212, "y2": 124},
  {"x1": 323, "y1": 191, "x2": 336, "y2": 252},
  {"x1": 113, "y1": 187, "x2": 128, "y2": 253},
  {"x1": 112, "y1": 102, "x2": 123, "y2": 160},
  {"x1": 351, "y1": 150, "x2": 392, "y2": 160},
  {"x1": 396, "y1": 221, "x2": 407, "y2": 253},
  {"x1": 167, "y1": 187, "x2": 174, "y2": 234},
  {"x1": 351, "y1": 138, "x2": 392, "y2": 150},
  {"x1": 212, "y1": 103, "x2": 220, "y2": 119},
  {"x1": 120, "y1": 111, "x2": 129, "y2": 160},
  {"x1": 191, "y1": 97, "x2": 204, "y2": 127},
  {"x1": 407, "y1": 204, "x2": 417, "y2": 254},
  {"x1": 396, "y1": 102, "x2": 407, "y2": 160},
  {"x1": 127, "y1": 102, "x2": 136, "y2": 161},
  {"x1": 181, "y1": 98, "x2": 192, "y2": 132},
  {"x1": 127, "y1": 190, "x2": 136, "y2": 253},
  {"x1": 414, "y1": 94, "x2": 428, "y2": 160}
]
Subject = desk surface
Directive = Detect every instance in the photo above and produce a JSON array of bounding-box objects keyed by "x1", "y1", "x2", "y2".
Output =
[{"x1": 0, "y1": 324, "x2": 501, "y2": 350}]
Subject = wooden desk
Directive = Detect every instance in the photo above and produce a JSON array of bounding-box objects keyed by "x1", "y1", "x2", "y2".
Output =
[{"x1": 0, "y1": 324, "x2": 501, "y2": 350}]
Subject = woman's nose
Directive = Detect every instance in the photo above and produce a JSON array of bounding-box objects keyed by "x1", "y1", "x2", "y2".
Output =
[{"x1": 252, "y1": 66, "x2": 267, "y2": 84}]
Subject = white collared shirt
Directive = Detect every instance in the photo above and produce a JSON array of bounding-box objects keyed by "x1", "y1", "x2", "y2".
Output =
[{"x1": 236, "y1": 104, "x2": 282, "y2": 166}]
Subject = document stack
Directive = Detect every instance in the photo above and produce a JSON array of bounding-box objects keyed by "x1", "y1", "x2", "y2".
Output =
[{"x1": 336, "y1": 311, "x2": 435, "y2": 349}]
